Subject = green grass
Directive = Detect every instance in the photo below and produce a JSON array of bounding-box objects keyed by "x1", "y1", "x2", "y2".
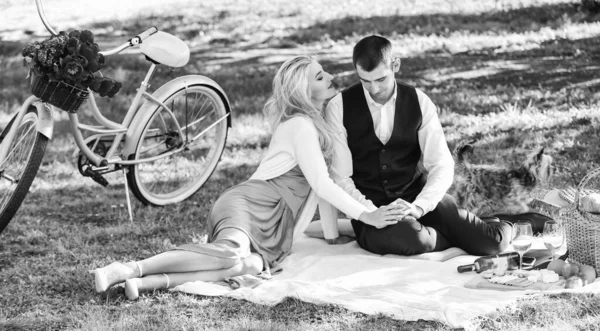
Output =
[{"x1": 1, "y1": 0, "x2": 600, "y2": 330}]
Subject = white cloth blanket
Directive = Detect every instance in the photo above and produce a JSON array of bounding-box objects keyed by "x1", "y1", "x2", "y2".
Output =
[
  {"x1": 175, "y1": 189, "x2": 600, "y2": 329},
  {"x1": 173, "y1": 232, "x2": 600, "y2": 329}
]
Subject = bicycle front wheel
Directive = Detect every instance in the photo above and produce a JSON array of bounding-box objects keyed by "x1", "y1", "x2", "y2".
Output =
[
  {"x1": 0, "y1": 107, "x2": 48, "y2": 234},
  {"x1": 128, "y1": 85, "x2": 229, "y2": 206}
]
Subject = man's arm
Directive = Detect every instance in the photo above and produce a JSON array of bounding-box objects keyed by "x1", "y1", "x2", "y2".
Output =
[{"x1": 410, "y1": 89, "x2": 455, "y2": 216}]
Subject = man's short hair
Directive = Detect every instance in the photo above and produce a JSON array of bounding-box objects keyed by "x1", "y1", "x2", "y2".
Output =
[{"x1": 352, "y1": 35, "x2": 392, "y2": 71}]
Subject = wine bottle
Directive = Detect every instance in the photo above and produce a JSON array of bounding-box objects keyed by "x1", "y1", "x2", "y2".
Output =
[{"x1": 457, "y1": 252, "x2": 521, "y2": 273}]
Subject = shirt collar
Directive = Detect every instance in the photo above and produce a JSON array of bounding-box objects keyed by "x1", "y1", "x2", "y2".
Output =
[{"x1": 362, "y1": 81, "x2": 397, "y2": 108}]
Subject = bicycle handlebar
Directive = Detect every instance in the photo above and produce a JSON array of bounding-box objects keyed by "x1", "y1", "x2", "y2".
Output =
[
  {"x1": 34, "y1": 0, "x2": 159, "y2": 56},
  {"x1": 100, "y1": 27, "x2": 158, "y2": 56},
  {"x1": 135, "y1": 27, "x2": 159, "y2": 42}
]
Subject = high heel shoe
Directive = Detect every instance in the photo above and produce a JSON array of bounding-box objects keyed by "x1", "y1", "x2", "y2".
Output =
[
  {"x1": 125, "y1": 278, "x2": 141, "y2": 300},
  {"x1": 124, "y1": 273, "x2": 170, "y2": 300},
  {"x1": 91, "y1": 262, "x2": 138, "y2": 292}
]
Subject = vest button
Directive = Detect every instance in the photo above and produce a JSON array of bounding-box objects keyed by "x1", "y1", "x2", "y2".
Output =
[
  {"x1": 382, "y1": 165, "x2": 387, "y2": 170},
  {"x1": 381, "y1": 149, "x2": 386, "y2": 154},
  {"x1": 383, "y1": 180, "x2": 388, "y2": 184}
]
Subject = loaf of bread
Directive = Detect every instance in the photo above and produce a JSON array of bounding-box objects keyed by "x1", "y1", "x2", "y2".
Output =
[{"x1": 581, "y1": 193, "x2": 600, "y2": 214}]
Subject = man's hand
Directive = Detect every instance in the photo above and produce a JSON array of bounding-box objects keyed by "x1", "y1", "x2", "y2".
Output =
[
  {"x1": 392, "y1": 198, "x2": 424, "y2": 219},
  {"x1": 358, "y1": 204, "x2": 406, "y2": 229}
]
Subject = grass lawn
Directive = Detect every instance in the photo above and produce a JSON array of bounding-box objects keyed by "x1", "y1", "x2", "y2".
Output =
[{"x1": 1, "y1": 0, "x2": 600, "y2": 330}]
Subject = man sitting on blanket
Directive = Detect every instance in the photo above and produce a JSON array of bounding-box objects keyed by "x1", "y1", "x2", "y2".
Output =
[{"x1": 319, "y1": 35, "x2": 512, "y2": 256}]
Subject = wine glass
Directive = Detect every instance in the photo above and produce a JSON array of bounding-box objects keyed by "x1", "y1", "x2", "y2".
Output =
[
  {"x1": 512, "y1": 221, "x2": 534, "y2": 270},
  {"x1": 543, "y1": 220, "x2": 564, "y2": 261}
]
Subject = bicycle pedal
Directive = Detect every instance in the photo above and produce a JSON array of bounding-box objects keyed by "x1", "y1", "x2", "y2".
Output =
[
  {"x1": 92, "y1": 165, "x2": 110, "y2": 172},
  {"x1": 83, "y1": 168, "x2": 109, "y2": 187}
]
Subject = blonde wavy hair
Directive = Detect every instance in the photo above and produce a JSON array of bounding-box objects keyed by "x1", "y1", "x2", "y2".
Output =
[{"x1": 263, "y1": 55, "x2": 335, "y2": 164}]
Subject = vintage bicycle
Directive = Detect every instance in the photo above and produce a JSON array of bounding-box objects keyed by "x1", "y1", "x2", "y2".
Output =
[{"x1": 0, "y1": 0, "x2": 232, "y2": 234}]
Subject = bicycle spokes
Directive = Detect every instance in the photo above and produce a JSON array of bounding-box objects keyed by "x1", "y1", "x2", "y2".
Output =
[
  {"x1": 0, "y1": 119, "x2": 37, "y2": 187},
  {"x1": 128, "y1": 85, "x2": 228, "y2": 206},
  {"x1": 0, "y1": 122, "x2": 37, "y2": 171},
  {"x1": 0, "y1": 108, "x2": 49, "y2": 234}
]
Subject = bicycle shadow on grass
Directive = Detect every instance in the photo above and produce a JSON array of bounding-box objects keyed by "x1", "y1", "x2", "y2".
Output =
[{"x1": 1, "y1": 161, "x2": 257, "y2": 234}]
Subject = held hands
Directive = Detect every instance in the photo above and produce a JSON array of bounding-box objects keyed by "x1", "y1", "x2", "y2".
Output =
[
  {"x1": 392, "y1": 198, "x2": 424, "y2": 219},
  {"x1": 358, "y1": 204, "x2": 407, "y2": 229},
  {"x1": 358, "y1": 199, "x2": 425, "y2": 229}
]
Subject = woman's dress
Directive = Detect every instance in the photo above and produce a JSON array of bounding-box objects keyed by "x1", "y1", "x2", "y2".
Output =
[{"x1": 177, "y1": 166, "x2": 309, "y2": 272}]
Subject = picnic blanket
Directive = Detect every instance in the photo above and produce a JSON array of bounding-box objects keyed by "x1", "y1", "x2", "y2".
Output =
[
  {"x1": 174, "y1": 229, "x2": 600, "y2": 329},
  {"x1": 174, "y1": 191, "x2": 600, "y2": 329}
]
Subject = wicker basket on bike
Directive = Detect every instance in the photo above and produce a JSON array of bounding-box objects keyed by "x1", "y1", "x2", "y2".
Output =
[
  {"x1": 22, "y1": 30, "x2": 121, "y2": 113},
  {"x1": 30, "y1": 74, "x2": 89, "y2": 113},
  {"x1": 563, "y1": 167, "x2": 600, "y2": 274}
]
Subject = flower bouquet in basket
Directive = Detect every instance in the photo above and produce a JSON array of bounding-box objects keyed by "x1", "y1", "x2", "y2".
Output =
[{"x1": 22, "y1": 30, "x2": 122, "y2": 113}]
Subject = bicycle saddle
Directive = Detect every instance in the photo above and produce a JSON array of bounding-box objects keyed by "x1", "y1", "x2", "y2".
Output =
[{"x1": 140, "y1": 31, "x2": 190, "y2": 67}]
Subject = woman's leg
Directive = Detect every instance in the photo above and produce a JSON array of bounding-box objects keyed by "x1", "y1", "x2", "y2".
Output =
[
  {"x1": 136, "y1": 246, "x2": 240, "y2": 274},
  {"x1": 93, "y1": 228, "x2": 253, "y2": 292},
  {"x1": 124, "y1": 253, "x2": 263, "y2": 300}
]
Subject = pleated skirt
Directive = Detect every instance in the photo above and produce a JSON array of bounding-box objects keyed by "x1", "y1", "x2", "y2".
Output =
[{"x1": 177, "y1": 166, "x2": 310, "y2": 271}]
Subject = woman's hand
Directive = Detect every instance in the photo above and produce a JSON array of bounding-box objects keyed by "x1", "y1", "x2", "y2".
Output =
[
  {"x1": 358, "y1": 204, "x2": 407, "y2": 229},
  {"x1": 326, "y1": 235, "x2": 355, "y2": 245},
  {"x1": 391, "y1": 198, "x2": 424, "y2": 219}
]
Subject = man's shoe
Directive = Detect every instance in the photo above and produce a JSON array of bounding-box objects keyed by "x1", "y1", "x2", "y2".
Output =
[{"x1": 481, "y1": 216, "x2": 500, "y2": 224}]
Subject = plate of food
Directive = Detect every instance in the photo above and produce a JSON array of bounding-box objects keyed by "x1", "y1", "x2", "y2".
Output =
[{"x1": 464, "y1": 268, "x2": 566, "y2": 291}]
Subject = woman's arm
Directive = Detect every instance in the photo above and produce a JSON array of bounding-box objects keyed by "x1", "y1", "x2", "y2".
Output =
[
  {"x1": 291, "y1": 120, "x2": 368, "y2": 220},
  {"x1": 325, "y1": 94, "x2": 378, "y2": 211},
  {"x1": 290, "y1": 118, "x2": 404, "y2": 229},
  {"x1": 318, "y1": 199, "x2": 339, "y2": 240}
]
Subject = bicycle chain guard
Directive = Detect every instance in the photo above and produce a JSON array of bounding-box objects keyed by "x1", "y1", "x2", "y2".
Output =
[
  {"x1": 76, "y1": 140, "x2": 111, "y2": 187},
  {"x1": 77, "y1": 140, "x2": 108, "y2": 176}
]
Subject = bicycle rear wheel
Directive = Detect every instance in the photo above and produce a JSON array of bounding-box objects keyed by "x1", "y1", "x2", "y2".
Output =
[
  {"x1": 127, "y1": 85, "x2": 229, "y2": 206},
  {"x1": 0, "y1": 107, "x2": 48, "y2": 234}
]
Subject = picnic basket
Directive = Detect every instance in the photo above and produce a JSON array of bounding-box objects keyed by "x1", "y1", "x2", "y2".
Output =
[
  {"x1": 563, "y1": 167, "x2": 600, "y2": 274},
  {"x1": 30, "y1": 73, "x2": 89, "y2": 113}
]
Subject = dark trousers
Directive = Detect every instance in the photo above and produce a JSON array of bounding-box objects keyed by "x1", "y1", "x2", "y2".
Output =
[{"x1": 351, "y1": 194, "x2": 512, "y2": 256}]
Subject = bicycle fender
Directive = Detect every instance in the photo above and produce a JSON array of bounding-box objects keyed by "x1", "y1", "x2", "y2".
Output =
[
  {"x1": 32, "y1": 101, "x2": 54, "y2": 140},
  {"x1": 123, "y1": 75, "x2": 232, "y2": 158}
]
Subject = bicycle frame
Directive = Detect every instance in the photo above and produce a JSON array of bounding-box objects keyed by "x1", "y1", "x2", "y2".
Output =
[
  {"x1": 0, "y1": 71, "x2": 232, "y2": 175},
  {"x1": 0, "y1": 0, "x2": 233, "y2": 227},
  {"x1": 120, "y1": 74, "x2": 232, "y2": 163},
  {"x1": 72, "y1": 67, "x2": 232, "y2": 168},
  {"x1": 70, "y1": 63, "x2": 160, "y2": 167},
  {"x1": 0, "y1": 0, "x2": 233, "y2": 172}
]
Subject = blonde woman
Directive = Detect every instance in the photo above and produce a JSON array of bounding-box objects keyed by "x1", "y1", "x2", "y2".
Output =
[{"x1": 92, "y1": 56, "x2": 406, "y2": 300}]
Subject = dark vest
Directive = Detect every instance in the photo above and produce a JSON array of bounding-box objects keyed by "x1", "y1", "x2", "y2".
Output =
[{"x1": 342, "y1": 81, "x2": 426, "y2": 208}]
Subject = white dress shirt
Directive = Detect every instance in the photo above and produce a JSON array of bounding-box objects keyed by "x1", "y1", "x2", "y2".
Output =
[
  {"x1": 322, "y1": 83, "x2": 454, "y2": 228},
  {"x1": 363, "y1": 82, "x2": 397, "y2": 145}
]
